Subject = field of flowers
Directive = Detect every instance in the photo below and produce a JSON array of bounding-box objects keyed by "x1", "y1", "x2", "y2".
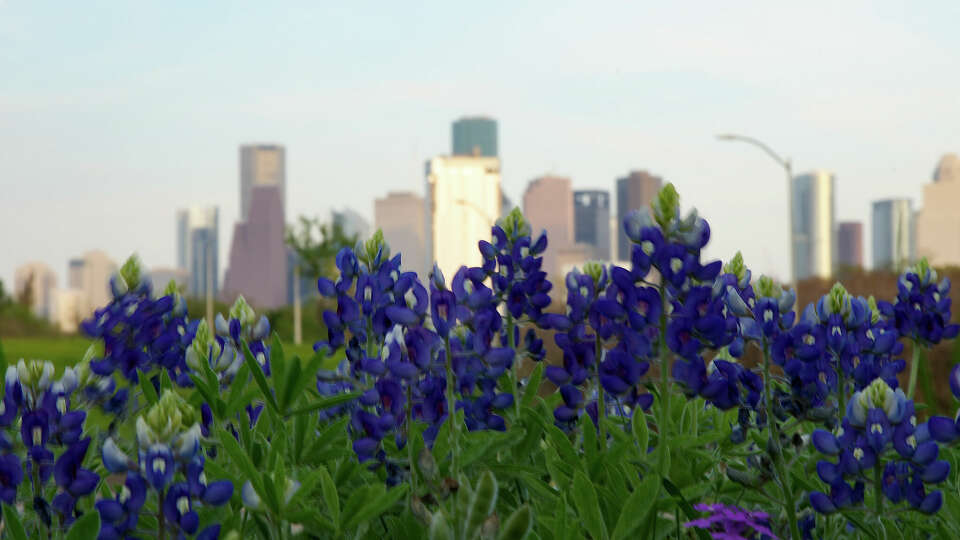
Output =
[{"x1": 2, "y1": 183, "x2": 960, "y2": 539}]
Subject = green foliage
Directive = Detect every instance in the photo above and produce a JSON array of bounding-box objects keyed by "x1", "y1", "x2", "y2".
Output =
[{"x1": 285, "y1": 215, "x2": 358, "y2": 280}]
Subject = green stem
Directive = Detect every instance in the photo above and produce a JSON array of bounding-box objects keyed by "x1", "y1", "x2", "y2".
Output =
[
  {"x1": 506, "y1": 313, "x2": 520, "y2": 418},
  {"x1": 874, "y1": 463, "x2": 883, "y2": 515},
  {"x1": 655, "y1": 283, "x2": 670, "y2": 476},
  {"x1": 406, "y1": 384, "x2": 418, "y2": 494},
  {"x1": 763, "y1": 340, "x2": 800, "y2": 540},
  {"x1": 595, "y1": 336, "x2": 606, "y2": 449},
  {"x1": 158, "y1": 488, "x2": 166, "y2": 540},
  {"x1": 907, "y1": 344, "x2": 921, "y2": 400},
  {"x1": 444, "y1": 336, "x2": 460, "y2": 478},
  {"x1": 835, "y1": 354, "x2": 847, "y2": 420}
]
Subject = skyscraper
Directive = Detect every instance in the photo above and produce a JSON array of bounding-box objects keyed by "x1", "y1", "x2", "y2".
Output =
[
  {"x1": 176, "y1": 207, "x2": 219, "y2": 298},
  {"x1": 222, "y1": 185, "x2": 288, "y2": 309},
  {"x1": 13, "y1": 262, "x2": 57, "y2": 319},
  {"x1": 574, "y1": 190, "x2": 611, "y2": 261},
  {"x1": 616, "y1": 170, "x2": 662, "y2": 260},
  {"x1": 426, "y1": 155, "x2": 501, "y2": 280},
  {"x1": 452, "y1": 117, "x2": 498, "y2": 157},
  {"x1": 873, "y1": 199, "x2": 914, "y2": 271},
  {"x1": 240, "y1": 144, "x2": 286, "y2": 220},
  {"x1": 916, "y1": 154, "x2": 960, "y2": 267},
  {"x1": 836, "y1": 221, "x2": 863, "y2": 268},
  {"x1": 791, "y1": 171, "x2": 836, "y2": 280},
  {"x1": 523, "y1": 176, "x2": 574, "y2": 276},
  {"x1": 375, "y1": 192, "x2": 428, "y2": 277}
]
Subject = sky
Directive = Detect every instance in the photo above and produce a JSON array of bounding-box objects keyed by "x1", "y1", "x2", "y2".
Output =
[{"x1": 3, "y1": 0, "x2": 960, "y2": 291}]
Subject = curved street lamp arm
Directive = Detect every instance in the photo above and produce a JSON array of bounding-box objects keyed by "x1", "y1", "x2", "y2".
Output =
[{"x1": 716, "y1": 134, "x2": 789, "y2": 170}]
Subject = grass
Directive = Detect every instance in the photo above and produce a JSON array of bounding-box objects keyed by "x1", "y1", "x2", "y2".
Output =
[{"x1": 0, "y1": 335, "x2": 334, "y2": 373}]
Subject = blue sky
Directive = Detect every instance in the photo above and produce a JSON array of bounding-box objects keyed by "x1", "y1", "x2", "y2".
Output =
[{"x1": 3, "y1": 1, "x2": 960, "y2": 290}]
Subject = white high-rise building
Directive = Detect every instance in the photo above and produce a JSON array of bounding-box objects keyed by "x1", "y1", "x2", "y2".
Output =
[
  {"x1": 425, "y1": 155, "x2": 501, "y2": 280},
  {"x1": 872, "y1": 199, "x2": 914, "y2": 271},
  {"x1": 176, "y1": 206, "x2": 219, "y2": 297},
  {"x1": 791, "y1": 171, "x2": 836, "y2": 280},
  {"x1": 77, "y1": 250, "x2": 117, "y2": 315},
  {"x1": 375, "y1": 192, "x2": 428, "y2": 277},
  {"x1": 13, "y1": 262, "x2": 57, "y2": 319},
  {"x1": 916, "y1": 154, "x2": 960, "y2": 267}
]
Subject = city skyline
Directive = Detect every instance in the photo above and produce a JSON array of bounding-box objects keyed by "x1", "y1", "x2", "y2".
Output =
[{"x1": 4, "y1": 2, "x2": 960, "y2": 289}]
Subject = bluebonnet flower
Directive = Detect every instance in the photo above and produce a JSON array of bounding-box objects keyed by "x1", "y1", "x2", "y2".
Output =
[
  {"x1": 1, "y1": 359, "x2": 100, "y2": 530},
  {"x1": 683, "y1": 503, "x2": 777, "y2": 539},
  {"x1": 100, "y1": 390, "x2": 232, "y2": 538},
  {"x1": 809, "y1": 378, "x2": 948, "y2": 515},
  {"x1": 96, "y1": 473, "x2": 147, "y2": 540},
  {"x1": 213, "y1": 295, "x2": 271, "y2": 378},
  {"x1": 878, "y1": 258, "x2": 959, "y2": 347},
  {"x1": 81, "y1": 256, "x2": 188, "y2": 386}
]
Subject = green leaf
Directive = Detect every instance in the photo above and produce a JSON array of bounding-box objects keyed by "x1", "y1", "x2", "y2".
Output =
[
  {"x1": 65, "y1": 510, "x2": 101, "y2": 540},
  {"x1": 429, "y1": 511, "x2": 454, "y2": 540},
  {"x1": 217, "y1": 426, "x2": 262, "y2": 494},
  {"x1": 260, "y1": 471, "x2": 282, "y2": 514},
  {"x1": 343, "y1": 484, "x2": 408, "y2": 530},
  {"x1": 611, "y1": 474, "x2": 658, "y2": 540},
  {"x1": 631, "y1": 411, "x2": 649, "y2": 456},
  {"x1": 521, "y1": 362, "x2": 544, "y2": 409},
  {"x1": 582, "y1": 414, "x2": 598, "y2": 468},
  {"x1": 572, "y1": 469, "x2": 608, "y2": 540},
  {"x1": 279, "y1": 354, "x2": 303, "y2": 412},
  {"x1": 2, "y1": 503, "x2": 27, "y2": 540},
  {"x1": 465, "y1": 471, "x2": 498, "y2": 538},
  {"x1": 287, "y1": 392, "x2": 360, "y2": 417},
  {"x1": 243, "y1": 342, "x2": 280, "y2": 414},
  {"x1": 661, "y1": 478, "x2": 710, "y2": 540},
  {"x1": 139, "y1": 370, "x2": 159, "y2": 405},
  {"x1": 499, "y1": 504, "x2": 533, "y2": 540},
  {"x1": 270, "y1": 334, "x2": 288, "y2": 395},
  {"x1": 319, "y1": 465, "x2": 340, "y2": 530},
  {"x1": 159, "y1": 367, "x2": 173, "y2": 393}
]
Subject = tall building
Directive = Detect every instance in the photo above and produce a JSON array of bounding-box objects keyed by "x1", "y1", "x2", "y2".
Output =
[
  {"x1": 67, "y1": 258, "x2": 84, "y2": 288},
  {"x1": 332, "y1": 208, "x2": 371, "y2": 242},
  {"x1": 176, "y1": 207, "x2": 219, "y2": 298},
  {"x1": 872, "y1": 199, "x2": 913, "y2": 271},
  {"x1": 616, "y1": 170, "x2": 662, "y2": 260},
  {"x1": 51, "y1": 289, "x2": 83, "y2": 333},
  {"x1": 149, "y1": 267, "x2": 189, "y2": 293},
  {"x1": 79, "y1": 250, "x2": 117, "y2": 314},
  {"x1": 452, "y1": 117, "x2": 498, "y2": 157},
  {"x1": 426, "y1": 155, "x2": 501, "y2": 280},
  {"x1": 240, "y1": 144, "x2": 285, "y2": 220},
  {"x1": 917, "y1": 154, "x2": 960, "y2": 267},
  {"x1": 836, "y1": 221, "x2": 863, "y2": 268},
  {"x1": 574, "y1": 190, "x2": 611, "y2": 261},
  {"x1": 13, "y1": 262, "x2": 57, "y2": 319},
  {"x1": 375, "y1": 192, "x2": 428, "y2": 277},
  {"x1": 523, "y1": 176, "x2": 574, "y2": 276},
  {"x1": 222, "y1": 185, "x2": 289, "y2": 309},
  {"x1": 791, "y1": 171, "x2": 836, "y2": 281}
]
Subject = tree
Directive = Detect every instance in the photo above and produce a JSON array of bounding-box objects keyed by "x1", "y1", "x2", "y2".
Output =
[
  {"x1": 285, "y1": 216, "x2": 359, "y2": 280},
  {"x1": 16, "y1": 271, "x2": 34, "y2": 308}
]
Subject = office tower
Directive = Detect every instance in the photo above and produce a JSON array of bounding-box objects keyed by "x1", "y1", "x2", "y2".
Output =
[
  {"x1": 426, "y1": 155, "x2": 501, "y2": 280},
  {"x1": 332, "y1": 207, "x2": 371, "y2": 242},
  {"x1": 51, "y1": 289, "x2": 83, "y2": 333},
  {"x1": 375, "y1": 192, "x2": 428, "y2": 277},
  {"x1": 149, "y1": 267, "x2": 189, "y2": 293},
  {"x1": 67, "y1": 258, "x2": 84, "y2": 288},
  {"x1": 240, "y1": 144, "x2": 286, "y2": 220},
  {"x1": 616, "y1": 170, "x2": 662, "y2": 260},
  {"x1": 452, "y1": 117, "x2": 498, "y2": 157},
  {"x1": 79, "y1": 250, "x2": 118, "y2": 314},
  {"x1": 176, "y1": 207, "x2": 219, "y2": 298},
  {"x1": 523, "y1": 176, "x2": 574, "y2": 276},
  {"x1": 574, "y1": 190, "x2": 611, "y2": 261},
  {"x1": 13, "y1": 262, "x2": 57, "y2": 319},
  {"x1": 872, "y1": 199, "x2": 913, "y2": 271},
  {"x1": 791, "y1": 171, "x2": 836, "y2": 281},
  {"x1": 916, "y1": 154, "x2": 960, "y2": 267},
  {"x1": 836, "y1": 222, "x2": 863, "y2": 268},
  {"x1": 222, "y1": 185, "x2": 289, "y2": 309}
]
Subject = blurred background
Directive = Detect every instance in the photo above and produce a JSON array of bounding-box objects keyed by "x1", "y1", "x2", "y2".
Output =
[{"x1": 3, "y1": 2, "x2": 960, "y2": 408}]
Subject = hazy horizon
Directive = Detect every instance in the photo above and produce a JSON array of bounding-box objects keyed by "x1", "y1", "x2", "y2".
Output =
[{"x1": 4, "y1": 1, "x2": 960, "y2": 290}]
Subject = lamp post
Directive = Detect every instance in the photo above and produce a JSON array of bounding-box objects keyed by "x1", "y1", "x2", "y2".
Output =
[{"x1": 716, "y1": 134, "x2": 795, "y2": 285}]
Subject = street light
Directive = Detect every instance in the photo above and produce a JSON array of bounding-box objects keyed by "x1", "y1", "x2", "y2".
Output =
[{"x1": 716, "y1": 133, "x2": 795, "y2": 285}]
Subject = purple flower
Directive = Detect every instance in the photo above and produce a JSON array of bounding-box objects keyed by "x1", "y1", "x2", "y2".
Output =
[{"x1": 683, "y1": 502, "x2": 778, "y2": 539}]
